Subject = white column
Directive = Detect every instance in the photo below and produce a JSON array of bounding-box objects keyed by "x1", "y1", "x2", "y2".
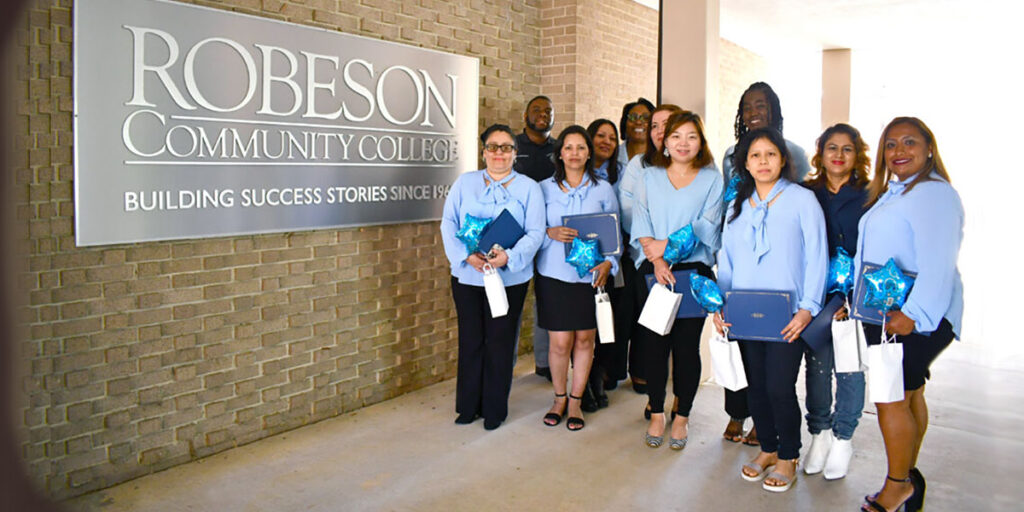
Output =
[
  {"x1": 659, "y1": 0, "x2": 720, "y2": 140},
  {"x1": 821, "y1": 49, "x2": 852, "y2": 128}
]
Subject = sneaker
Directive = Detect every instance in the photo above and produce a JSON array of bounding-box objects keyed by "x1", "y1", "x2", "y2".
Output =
[{"x1": 803, "y1": 431, "x2": 832, "y2": 475}]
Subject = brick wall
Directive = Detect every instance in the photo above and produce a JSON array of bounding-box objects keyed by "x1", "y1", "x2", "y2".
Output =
[
  {"x1": 714, "y1": 38, "x2": 768, "y2": 160},
  {"x1": 13, "y1": 0, "x2": 544, "y2": 500},
  {"x1": 540, "y1": 0, "x2": 658, "y2": 130}
]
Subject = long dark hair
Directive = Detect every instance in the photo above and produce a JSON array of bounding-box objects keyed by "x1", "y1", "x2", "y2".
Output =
[
  {"x1": 728, "y1": 127, "x2": 794, "y2": 223},
  {"x1": 806, "y1": 123, "x2": 870, "y2": 189},
  {"x1": 732, "y1": 82, "x2": 784, "y2": 141},
  {"x1": 619, "y1": 97, "x2": 655, "y2": 143},
  {"x1": 586, "y1": 118, "x2": 620, "y2": 184},
  {"x1": 866, "y1": 116, "x2": 950, "y2": 206},
  {"x1": 553, "y1": 125, "x2": 597, "y2": 188}
]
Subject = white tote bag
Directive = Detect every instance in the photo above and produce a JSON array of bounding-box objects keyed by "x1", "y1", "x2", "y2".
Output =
[
  {"x1": 832, "y1": 318, "x2": 868, "y2": 373},
  {"x1": 482, "y1": 264, "x2": 509, "y2": 318},
  {"x1": 594, "y1": 286, "x2": 615, "y2": 344},
  {"x1": 867, "y1": 333, "x2": 905, "y2": 404},
  {"x1": 709, "y1": 327, "x2": 747, "y2": 391},
  {"x1": 638, "y1": 282, "x2": 682, "y2": 336}
]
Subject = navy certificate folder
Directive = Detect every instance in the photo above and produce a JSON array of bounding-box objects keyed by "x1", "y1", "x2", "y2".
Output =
[
  {"x1": 849, "y1": 262, "x2": 918, "y2": 326},
  {"x1": 562, "y1": 212, "x2": 622, "y2": 256},
  {"x1": 644, "y1": 271, "x2": 707, "y2": 318},
  {"x1": 478, "y1": 209, "x2": 525, "y2": 255},
  {"x1": 801, "y1": 295, "x2": 846, "y2": 352},
  {"x1": 723, "y1": 290, "x2": 795, "y2": 342}
]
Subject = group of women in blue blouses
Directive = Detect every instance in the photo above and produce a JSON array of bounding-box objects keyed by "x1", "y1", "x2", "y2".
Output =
[{"x1": 440, "y1": 83, "x2": 963, "y2": 512}]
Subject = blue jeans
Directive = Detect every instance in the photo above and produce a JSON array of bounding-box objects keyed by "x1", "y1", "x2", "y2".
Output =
[{"x1": 804, "y1": 341, "x2": 865, "y2": 440}]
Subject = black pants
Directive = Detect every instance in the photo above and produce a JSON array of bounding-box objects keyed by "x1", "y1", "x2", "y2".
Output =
[
  {"x1": 451, "y1": 277, "x2": 529, "y2": 424},
  {"x1": 724, "y1": 369, "x2": 750, "y2": 420},
  {"x1": 740, "y1": 338, "x2": 805, "y2": 459},
  {"x1": 636, "y1": 260, "x2": 712, "y2": 415},
  {"x1": 593, "y1": 250, "x2": 639, "y2": 382}
]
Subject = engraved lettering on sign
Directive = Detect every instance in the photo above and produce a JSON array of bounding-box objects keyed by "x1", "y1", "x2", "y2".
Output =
[{"x1": 751, "y1": 313, "x2": 765, "y2": 319}]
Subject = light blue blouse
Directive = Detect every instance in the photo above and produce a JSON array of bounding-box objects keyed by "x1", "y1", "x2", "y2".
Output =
[
  {"x1": 629, "y1": 164, "x2": 724, "y2": 269},
  {"x1": 854, "y1": 171, "x2": 964, "y2": 337},
  {"x1": 722, "y1": 139, "x2": 812, "y2": 184},
  {"x1": 536, "y1": 177, "x2": 621, "y2": 283},
  {"x1": 616, "y1": 145, "x2": 631, "y2": 171},
  {"x1": 617, "y1": 154, "x2": 649, "y2": 244},
  {"x1": 594, "y1": 160, "x2": 609, "y2": 182},
  {"x1": 440, "y1": 169, "x2": 546, "y2": 287},
  {"x1": 717, "y1": 179, "x2": 828, "y2": 315}
]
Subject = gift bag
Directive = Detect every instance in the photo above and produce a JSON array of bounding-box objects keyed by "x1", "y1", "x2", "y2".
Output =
[
  {"x1": 595, "y1": 286, "x2": 615, "y2": 344},
  {"x1": 832, "y1": 318, "x2": 867, "y2": 373},
  {"x1": 709, "y1": 327, "x2": 747, "y2": 391},
  {"x1": 867, "y1": 334, "x2": 904, "y2": 404},
  {"x1": 638, "y1": 282, "x2": 682, "y2": 336},
  {"x1": 482, "y1": 264, "x2": 509, "y2": 318}
]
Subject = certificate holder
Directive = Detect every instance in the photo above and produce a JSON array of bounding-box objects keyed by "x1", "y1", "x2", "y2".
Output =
[
  {"x1": 561, "y1": 212, "x2": 622, "y2": 256},
  {"x1": 722, "y1": 290, "x2": 795, "y2": 342},
  {"x1": 644, "y1": 271, "x2": 708, "y2": 318}
]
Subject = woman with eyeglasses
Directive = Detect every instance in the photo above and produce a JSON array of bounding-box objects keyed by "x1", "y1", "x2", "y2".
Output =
[
  {"x1": 856, "y1": 117, "x2": 963, "y2": 512},
  {"x1": 535, "y1": 125, "x2": 620, "y2": 431},
  {"x1": 617, "y1": 103, "x2": 684, "y2": 401},
  {"x1": 440, "y1": 124, "x2": 546, "y2": 431},
  {"x1": 631, "y1": 111, "x2": 723, "y2": 450},
  {"x1": 618, "y1": 98, "x2": 655, "y2": 170},
  {"x1": 719, "y1": 82, "x2": 811, "y2": 446}
]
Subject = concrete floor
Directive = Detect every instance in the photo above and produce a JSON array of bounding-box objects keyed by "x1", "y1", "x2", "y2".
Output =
[{"x1": 67, "y1": 340, "x2": 1022, "y2": 511}]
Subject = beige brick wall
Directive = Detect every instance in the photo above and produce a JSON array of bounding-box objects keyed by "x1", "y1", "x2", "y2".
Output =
[
  {"x1": 540, "y1": 0, "x2": 659, "y2": 130},
  {"x1": 13, "y1": 0, "x2": 544, "y2": 500},
  {"x1": 714, "y1": 38, "x2": 769, "y2": 161}
]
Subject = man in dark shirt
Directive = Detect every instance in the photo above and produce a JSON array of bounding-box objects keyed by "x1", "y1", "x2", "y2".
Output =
[
  {"x1": 514, "y1": 95, "x2": 556, "y2": 183},
  {"x1": 514, "y1": 95, "x2": 555, "y2": 380}
]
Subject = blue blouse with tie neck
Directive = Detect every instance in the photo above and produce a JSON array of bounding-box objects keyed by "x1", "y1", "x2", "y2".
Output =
[
  {"x1": 440, "y1": 169, "x2": 546, "y2": 287},
  {"x1": 535, "y1": 176, "x2": 621, "y2": 283},
  {"x1": 853, "y1": 171, "x2": 964, "y2": 336}
]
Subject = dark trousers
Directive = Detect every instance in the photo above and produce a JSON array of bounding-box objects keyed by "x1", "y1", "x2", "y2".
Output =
[
  {"x1": 594, "y1": 250, "x2": 638, "y2": 382},
  {"x1": 451, "y1": 277, "x2": 529, "y2": 424},
  {"x1": 740, "y1": 338, "x2": 805, "y2": 460},
  {"x1": 724, "y1": 370, "x2": 750, "y2": 419},
  {"x1": 636, "y1": 260, "x2": 712, "y2": 415}
]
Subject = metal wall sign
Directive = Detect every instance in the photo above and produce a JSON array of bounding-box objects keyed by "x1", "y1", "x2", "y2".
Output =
[{"x1": 73, "y1": 0, "x2": 479, "y2": 246}]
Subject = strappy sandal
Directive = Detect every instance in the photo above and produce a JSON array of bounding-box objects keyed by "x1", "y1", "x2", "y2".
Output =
[
  {"x1": 741, "y1": 426, "x2": 760, "y2": 446},
  {"x1": 740, "y1": 459, "x2": 776, "y2": 482},
  {"x1": 543, "y1": 393, "x2": 567, "y2": 427},
  {"x1": 762, "y1": 460, "x2": 798, "y2": 493},
  {"x1": 862, "y1": 475, "x2": 918, "y2": 512},
  {"x1": 566, "y1": 394, "x2": 585, "y2": 431}
]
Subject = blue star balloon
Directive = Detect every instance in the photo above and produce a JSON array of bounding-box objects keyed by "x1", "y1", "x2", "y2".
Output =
[
  {"x1": 827, "y1": 247, "x2": 855, "y2": 296},
  {"x1": 455, "y1": 213, "x2": 490, "y2": 254},
  {"x1": 862, "y1": 258, "x2": 916, "y2": 311},
  {"x1": 723, "y1": 173, "x2": 742, "y2": 202},
  {"x1": 688, "y1": 274, "x2": 724, "y2": 313},
  {"x1": 663, "y1": 224, "x2": 697, "y2": 265},
  {"x1": 566, "y1": 237, "x2": 601, "y2": 278}
]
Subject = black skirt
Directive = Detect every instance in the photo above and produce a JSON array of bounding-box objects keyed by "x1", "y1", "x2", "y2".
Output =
[{"x1": 535, "y1": 274, "x2": 597, "y2": 331}]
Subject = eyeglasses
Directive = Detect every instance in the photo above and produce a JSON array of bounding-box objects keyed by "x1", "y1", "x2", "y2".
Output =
[
  {"x1": 484, "y1": 143, "x2": 516, "y2": 153},
  {"x1": 627, "y1": 113, "x2": 651, "y2": 122}
]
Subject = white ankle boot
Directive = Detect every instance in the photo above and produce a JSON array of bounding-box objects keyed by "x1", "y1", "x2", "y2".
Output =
[
  {"x1": 803, "y1": 431, "x2": 832, "y2": 474},
  {"x1": 823, "y1": 438, "x2": 853, "y2": 480}
]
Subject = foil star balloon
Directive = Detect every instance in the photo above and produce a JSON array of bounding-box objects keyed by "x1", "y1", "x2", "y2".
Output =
[
  {"x1": 455, "y1": 213, "x2": 490, "y2": 254},
  {"x1": 723, "y1": 173, "x2": 742, "y2": 202},
  {"x1": 566, "y1": 237, "x2": 601, "y2": 278},
  {"x1": 862, "y1": 258, "x2": 916, "y2": 311},
  {"x1": 663, "y1": 224, "x2": 697, "y2": 265},
  {"x1": 827, "y1": 247, "x2": 855, "y2": 296},
  {"x1": 689, "y1": 274, "x2": 724, "y2": 313}
]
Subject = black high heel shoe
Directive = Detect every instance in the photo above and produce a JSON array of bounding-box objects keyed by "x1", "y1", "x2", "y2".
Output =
[
  {"x1": 862, "y1": 474, "x2": 920, "y2": 512},
  {"x1": 907, "y1": 468, "x2": 925, "y2": 511},
  {"x1": 543, "y1": 393, "x2": 567, "y2": 427},
  {"x1": 566, "y1": 394, "x2": 585, "y2": 431}
]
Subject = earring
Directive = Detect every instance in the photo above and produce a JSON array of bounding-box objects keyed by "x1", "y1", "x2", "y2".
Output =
[
  {"x1": 663, "y1": 147, "x2": 670, "y2": 157},
  {"x1": 928, "y1": 153, "x2": 933, "y2": 158}
]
